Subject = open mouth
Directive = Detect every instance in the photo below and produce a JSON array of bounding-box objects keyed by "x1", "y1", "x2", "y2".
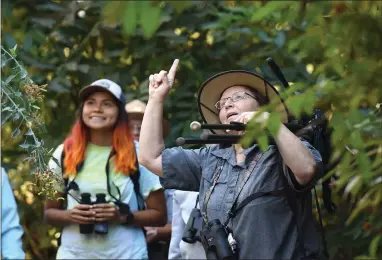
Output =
[
  {"x1": 226, "y1": 112, "x2": 238, "y2": 121},
  {"x1": 89, "y1": 116, "x2": 106, "y2": 122}
]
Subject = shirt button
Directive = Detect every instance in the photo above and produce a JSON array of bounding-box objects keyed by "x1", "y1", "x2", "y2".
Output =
[{"x1": 229, "y1": 189, "x2": 234, "y2": 194}]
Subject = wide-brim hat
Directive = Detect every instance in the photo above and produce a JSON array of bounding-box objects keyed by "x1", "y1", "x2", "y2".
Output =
[
  {"x1": 79, "y1": 79, "x2": 126, "y2": 104},
  {"x1": 198, "y1": 70, "x2": 289, "y2": 134},
  {"x1": 125, "y1": 99, "x2": 171, "y2": 137}
]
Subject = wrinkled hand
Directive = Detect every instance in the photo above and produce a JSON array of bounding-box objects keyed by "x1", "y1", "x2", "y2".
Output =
[
  {"x1": 69, "y1": 204, "x2": 96, "y2": 224},
  {"x1": 144, "y1": 226, "x2": 158, "y2": 244},
  {"x1": 93, "y1": 203, "x2": 121, "y2": 223},
  {"x1": 228, "y1": 111, "x2": 270, "y2": 135},
  {"x1": 148, "y1": 59, "x2": 179, "y2": 101}
]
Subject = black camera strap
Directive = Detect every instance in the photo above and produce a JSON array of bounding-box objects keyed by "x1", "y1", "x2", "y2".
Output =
[
  {"x1": 223, "y1": 151, "x2": 264, "y2": 227},
  {"x1": 105, "y1": 150, "x2": 123, "y2": 203}
]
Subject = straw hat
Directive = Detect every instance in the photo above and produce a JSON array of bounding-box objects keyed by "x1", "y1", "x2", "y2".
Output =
[
  {"x1": 125, "y1": 99, "x2": 171, "y2": 137},
  {"x1": 197, "y1": 70, "x2": 289, "y2": 134}
]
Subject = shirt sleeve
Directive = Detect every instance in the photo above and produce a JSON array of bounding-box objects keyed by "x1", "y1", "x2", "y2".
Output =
[
  {"x1": 160, "y1": 147, "x2": 209, "y2": 191},
  {"x1": 135, "y1": 141, "x2": 163, "y2": 199},
  {"x1": 283, "y1": 140, "x2": 324, "y2": 191},
  {"x1": 1, "y1": 168, "x2": 25, "y2": 259},
  {"x1": 168, "y1": 191, "x2": 183, "y2": 259}
]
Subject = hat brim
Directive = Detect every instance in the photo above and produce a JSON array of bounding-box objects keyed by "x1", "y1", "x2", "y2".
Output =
[
  {"x1": 198, "y1": 70, "x2": 289, "y2": 134},
  {"x1": 79, "y1": 86, "x2": 125, "y2": 104},
  {"x1": 127, "y1": 112, "x2": 171, "y2": 137}
]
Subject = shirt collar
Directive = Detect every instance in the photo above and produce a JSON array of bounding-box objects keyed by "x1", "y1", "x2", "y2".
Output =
[{"x1": 210, "y1": 143, "x2": 260, "y2": 166}]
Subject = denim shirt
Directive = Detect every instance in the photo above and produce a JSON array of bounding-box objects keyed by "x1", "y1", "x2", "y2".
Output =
[{"x1": 160, "y1": 141, "x2": 322, "y2": 259}]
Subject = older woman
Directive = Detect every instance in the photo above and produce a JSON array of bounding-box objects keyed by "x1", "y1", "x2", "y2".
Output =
[{"x1": 138, "y1": 60, "x2": 323, "y2": 259}]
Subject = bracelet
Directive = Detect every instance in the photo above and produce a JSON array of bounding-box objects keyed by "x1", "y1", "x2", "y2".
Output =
[{"x1": 123, "y1": 212, "x2": 135, "y2": 225}]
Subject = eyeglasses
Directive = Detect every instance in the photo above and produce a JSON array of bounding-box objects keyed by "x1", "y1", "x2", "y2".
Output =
[{"x1": 215, "y1": 91, "x2": 257, "y2": 110}]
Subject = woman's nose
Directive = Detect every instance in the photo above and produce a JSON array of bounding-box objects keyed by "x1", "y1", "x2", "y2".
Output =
[
  {"x1": 223, "y1": 98, "x2": 234, "y2": 109},
  {"x1": 94, "y1": 104, "x2": 103, "y2": 112}
]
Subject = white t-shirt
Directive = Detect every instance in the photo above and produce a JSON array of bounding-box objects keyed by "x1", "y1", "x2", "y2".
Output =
[
  {"x1": 168, "y1": 190, "x2": 206, "y2": 260},
  {"x1": 48, "y1": 141, "x2": 162, "y2": 259}
]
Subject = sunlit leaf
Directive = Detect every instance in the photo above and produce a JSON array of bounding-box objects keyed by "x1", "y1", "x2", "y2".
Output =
[
  {"x1": 267, "y1": 112, "x2": 281, "y2": 136},
  {"x1": 140, "y1": 2, "x2": 161, "y2": 38},
  {"x1": 19, "y1": 143, "x2": 31, "y2": 149},
  {"x1": 20, "y1": 68, "x2": 28, "y2": 79},
  {"x1": 25, "y1": 129, "x2": 34, "y2": 136},
  {"x1": 257, "y1": 134, "x2": 269, "y2": 152},
  {"x1": 5, "y1": 74, "x2": 16, "y2": 84},
  {"x1": 122, "y1": 2, "x2": 138, "y2": 35}
]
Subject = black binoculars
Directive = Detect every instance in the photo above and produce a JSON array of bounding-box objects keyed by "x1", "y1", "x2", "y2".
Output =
[
  {"x1": 182, "y1": 208, "x2": 203, "y2": 244},
  {"x1": 79, "y1": 193, "x2": 109, "y2": 235},
  {"x1": 200, "y1": 219, "x2": 237, "y2": 260}
]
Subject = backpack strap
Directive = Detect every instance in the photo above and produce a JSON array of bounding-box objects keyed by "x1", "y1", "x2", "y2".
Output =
[
  {"x1": 60, "y1": 148, "x2": 68, "y2": 187},
  {"x1": 279, "y1": 159, "x2": 307, "y2": 259}
]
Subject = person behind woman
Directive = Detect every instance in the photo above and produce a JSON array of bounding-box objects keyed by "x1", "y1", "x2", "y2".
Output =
[
  {"x1": 139, "y1": 60, "x2": 324, "y2": 259},
  {"x1": 125, "y1": 99, "x2": 173, "y2": 260},
  {"x1": 169, "y1": 190, "x2": 206, "y2": 260},
  {"x1": 44, "y1": 79, "x2": 167, "y2": 259}
]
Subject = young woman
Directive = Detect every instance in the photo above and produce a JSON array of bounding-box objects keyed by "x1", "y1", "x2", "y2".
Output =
[
  {"x1": 139, "y1": 60, "x2": 324, "y2": 259},
  {"x1": 44, "y1": 79, "x2": 167, "y2": 259}
]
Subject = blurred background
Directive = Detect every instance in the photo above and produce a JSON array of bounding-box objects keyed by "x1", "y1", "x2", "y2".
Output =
[{"x1": 1, "y1": 0, "x2": 381, "y2": 259}]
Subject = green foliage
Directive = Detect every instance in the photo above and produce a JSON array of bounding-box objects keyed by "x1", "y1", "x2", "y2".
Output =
[{"x1": 1, "y1": 0, "x2": 382, "y2": 259}]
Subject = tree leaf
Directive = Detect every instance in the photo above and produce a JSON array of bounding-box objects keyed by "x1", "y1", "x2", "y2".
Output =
[
  {"x1": 1, "y1": 54, "x2": 7, "y2": 68},
  {"x1": 20, "y1": 68, "x2": 28, "y2": 79},
  {"x1": 251, "y1": 2, "x2": 286, "y2": 22},
  {"x1": 257, "y1": 134, "x2": 269, "y2": 152},
  {"x1": 36, "y1": 3, "x2": 67, "y2": 13},
  {"x1": 10, "y1": 44, "x2": 18, "y2": 56},
  {"x1": 122, "y1": 2, "x2": 138, "y2": 35},
  {"x1": 267, "y1": 112, "x2": 281, "y2": 137},
  {"x1": 12, "y1": 128, "x2": 21, "y2": 138},
  {"x1": 19, "y1": 143, "x2": 31, "y2": 149},
  {"x1": 171, "y1": 1, "x2": 192, "y2": 14},
  {"x1": 23, "y1": 33, "x2": 33, "y2": 51},
  {"x1": 102, "y1": 1, "x2": 126, "y2": 28},
  {"x1": 369, "y1": 235, "x2": 382, "y2": 258},
  {"x1": 30, "y1": 17, "x2": 56, "y2": 29},
  {"x1": 2, "y1": 106, "x2": 13, "y2": 112},
  {"x1": 140, "y1": 2, "x2": 162, "y2": 38},
  {"x1": 12, "y1": 112, "x2": 20, "y2": 121},
  {"x1": 1, "y1": 111, "x2": 14, "y2": 125},
  {"x1": 5, "y1": 74, "x2": 16, "y2": 84},
  {"x1": 25, "y1": 129, "x2": 34, "y2": 136}
]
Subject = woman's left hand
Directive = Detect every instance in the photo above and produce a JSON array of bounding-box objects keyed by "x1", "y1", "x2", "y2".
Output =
[
  {"x1": 93, "y1": 203, "x2": 121, "y2": 223},
  {"x1": 233, "y1": 111, "x2": 270, "y2": 124},
  {"x1": 144, "y1": 227, "x2": 158, "y2": 244},
  {"x1": 229, "y1": 111, "x2": 270, "y2": 134}
]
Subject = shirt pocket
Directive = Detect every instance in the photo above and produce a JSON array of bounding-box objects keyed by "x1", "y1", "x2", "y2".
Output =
[{"x1": 202, "y1": 165, "x2": 228, "y2": 211}]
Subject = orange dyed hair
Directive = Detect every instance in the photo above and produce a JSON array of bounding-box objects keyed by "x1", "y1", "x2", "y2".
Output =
[{"x1": 63, "y1": 100, "x2": 136, "y2": 177}]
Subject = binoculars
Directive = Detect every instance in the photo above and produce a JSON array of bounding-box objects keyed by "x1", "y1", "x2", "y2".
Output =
[
  {"x1": 200, "y1": 219, "x2": 237, "y2": 260},
  {"x1": 182, "y1": 208, "x2": 203, "y2": 244},
  {"x1": 79, "y1": 193, "x2": 109, "y2": 235}
]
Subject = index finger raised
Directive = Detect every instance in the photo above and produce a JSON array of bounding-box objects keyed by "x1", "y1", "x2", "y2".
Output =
[{"x1": 167, "y1": 59, "x2": 179, "y2": 81}]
